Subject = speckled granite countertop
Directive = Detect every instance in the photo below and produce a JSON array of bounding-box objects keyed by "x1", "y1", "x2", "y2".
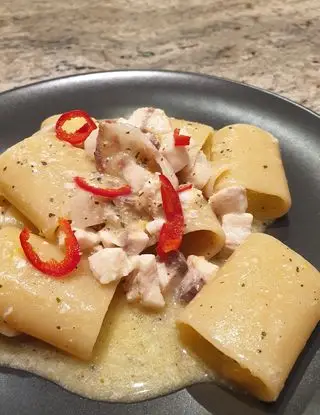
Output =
[{"x1": 0, "y1": 0, "x2": 319, "y2": 112}]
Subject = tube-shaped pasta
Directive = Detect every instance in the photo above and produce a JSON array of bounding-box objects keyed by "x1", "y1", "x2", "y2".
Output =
[
  {"x1": 170, "y1": 118, "x2": 214, "y2": 160},
  {"x1": 181, "y1": 188, "x2": 225, "y2": 258},
  {"x1": 178, "y1": 233, "x2": 320, "y2": 401},
  {"x1": 0, "y1": 227, "x2": 117, "y2": 359},
  {"x1": 0, "y1": 130, "x2": 96, "y2": 239},
  {"x1": 211, "y1": 124, "x2": 291, "y2": 219}
]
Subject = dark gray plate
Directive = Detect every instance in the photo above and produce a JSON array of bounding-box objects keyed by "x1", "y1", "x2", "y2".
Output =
[{"x1": 0, "y1": 70, "x2": 319, "y2": 415}]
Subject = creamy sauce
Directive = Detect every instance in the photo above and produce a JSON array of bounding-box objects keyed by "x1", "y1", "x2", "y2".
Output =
[
  {"x1": 0, "y1": 219, "x2": 268, "y2": 401},
  {"x1": 0, "y1": 288, "x2": 215, "y2": 402}
]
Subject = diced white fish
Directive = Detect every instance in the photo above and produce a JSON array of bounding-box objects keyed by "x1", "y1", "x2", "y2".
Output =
[
  {"x1": 160, "y1": 131, "x2": 189, "y2": 173},
  {"x1": 95, "y1": 121, "x2": 178, "y2": 187},
  {"x1": 69, "y1": 191, "x2": 113, "y2": 229},
  {"x1": 99, "y1": 229, "x2": 127, "y2": 248},
  {"x1": 180, "y1": 150, "x2": 212, "y2": 189},
  {"x1": 146, "y1": 218, "x2": 165, "y2": 238},
  {"x1": 84, "y1": 127, "x2": 99, "y2": 160},
  {"x1": 0, "y1": 321, "x2": 21, "y2": 337},
  {"x1": 138, "y1": 175, "x2": 163, "y2": 218},
  {"x1": 88, "y1": 247, "x2": 134, "y2": 284},
  {"x1": 125, "y1": 231, "x2": 149, "y2": 255},
  {"x1": 126, "y1": 107, "x2": 172, "y2": 134},
  {"x1": 122, "y1": 157, "x2": 154, "y2": 192},
  {"x1": 209, "y1": 186, "x2": 248, "y2": 216},
  {"x1": 179, "y1": 255, "x2": 219, "y2": 302},
  {"x1": 221, "y1": 213, "x2": 253, "y2": 251},
  {"x1": 156, "y1": 251, "x2": 188, "y2": 291},
  {"x1": 95, "y1": 121, "x2": 160, "y2": 171},
  {"x1": 73, "y1": 228, "x2": 100, "y2": 251},
  {"x1": 123, "y1": 254, "x2": 165, "y2": 309}
]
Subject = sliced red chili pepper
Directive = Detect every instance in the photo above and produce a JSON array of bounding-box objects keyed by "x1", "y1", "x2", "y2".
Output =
[
  {"x1": 174, "y1": 128, "x2": 191, "y2": 147},
  {"x1": 156, "y1": 217, "x2": 184, "y2": 258},
  {"x1": 19, "y1": 218, "x2": 80, "y2": 278},
  {"x1": 159, "y1": 174, "x2": 183, "y2": 222},
  {"x1": 74, "y1": 176, "x2": 132, "y2": 198},
  {"x1": 157, "y1": 174, "x2": 184, "y2": 259},
  {"x1": 55, "y1": 110, "x2": 97, "y2": 145},
  {"x1": 177, "y1": 183, "x2": 193, "y2": 193}
]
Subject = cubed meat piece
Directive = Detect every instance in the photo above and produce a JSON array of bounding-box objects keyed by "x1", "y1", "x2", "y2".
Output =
[
  {"x1": 122, "y1": 158, "x2": 154, "y2": 193},
  {"x1": 88, "y1": 247, "x2": 134, "y2": 284},
  {"x1": 209, "y1": 186, "x2": 247, "y2": 216},
  {"x1": 160, "y1": 131, "x2": 189, "y2": 173},
  {"x1": 156, "y1": 251, "x2": 188, "y2": 291},
  {"x1": 125, "y1": 231, "x2": 149, "y2": 255},
  {"x1": 222, "y1": 213, "x2": 253, "y2": 251},
  {"x1": 84, "y1": 128, "x2": 99, "y2": 160},
  {"x1": 123, "y1": 254, "x2": 165, "y2": 309},
  {"x1": 69, "y1": 191, "x2": 115, "y2": 229},
  {"x1": 126, "y1": 107, "x2": 172, "y2": 134},
  {"x1": 179, "y1": 255, "x2": 219, "y2": 302},
  {"x1": 73, "y1": 228, "x2": 101, "y2": 251},
  {"x1": 181, "y1": 151, "x2": 212, "y2": 189},
  {"x1": 98, "y1": 229, "x2": 127, "y2": 248},
  {"x1": 138, "y1": 176, "x2": 163, "y2": 218}
]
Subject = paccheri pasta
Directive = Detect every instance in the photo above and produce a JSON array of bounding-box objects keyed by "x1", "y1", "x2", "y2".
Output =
[{"x1": 0, "y1": 107, "x2": 318, "y2": 403}]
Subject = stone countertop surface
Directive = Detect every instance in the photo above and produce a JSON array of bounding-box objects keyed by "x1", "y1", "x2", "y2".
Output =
[{"x1": 0, "y1": 0, "x2": 319, "y2": 113}]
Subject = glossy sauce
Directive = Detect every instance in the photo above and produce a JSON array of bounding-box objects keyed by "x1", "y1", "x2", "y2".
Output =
[{"x1": 0, "y1": 220, "x2": 267, "y2": 402}]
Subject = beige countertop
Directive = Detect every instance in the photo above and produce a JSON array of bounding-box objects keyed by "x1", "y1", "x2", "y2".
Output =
[{"x1": 0, "y1": 0, "x2": 319, "y2": 112}]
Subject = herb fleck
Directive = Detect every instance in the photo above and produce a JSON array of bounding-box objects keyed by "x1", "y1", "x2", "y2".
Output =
[
  {"x1": 300, "y1": 284, "x2": 304, "y2": 287},
  {"x1": 296, "y1": 266, "x2": 300, "y2": 273},
  {"x1": 263, "y1": 165, "x2": 268, "y2": 169},
  {"x1": 49, "y1": 197, "x2": 54, "y2": 203},
  {"x1": 48, "y1": 213, "x2": 55, "y2": 218},
  {"x1": 56, "y1": 325, "x2": 61, "y2": 330},
  {"x1": 241, "y1": 283, "x2": 246, "y2": 287},
  {"x1": 0, "y1": 284, "x2": 2, "y2": 288},
  {"x1": 100, "y1": 378, "x2": 105, "y2": 384},
  {"x1": 56, "y1": 297, "x2": 61, "y2": 303},
  {"x1": 261, "y1": 331, "x2": 267, "y2": 339},
  {"x1": 41, "y1": 161, "x2": 48, "y2": 166},
  {"x1": 11, "y1": 185, "x2": 15, "y2": 189},
  {"x1": 3, "y1": 166, "x2": 7, "y2": 171},
  {"x1": 257, "y1": 349, "x2": 262, "y2": 354}
]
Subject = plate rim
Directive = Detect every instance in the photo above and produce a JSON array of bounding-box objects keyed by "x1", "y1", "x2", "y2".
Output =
[{"x1": 1, "y1": 69, "x2": 319, "y2": 120}]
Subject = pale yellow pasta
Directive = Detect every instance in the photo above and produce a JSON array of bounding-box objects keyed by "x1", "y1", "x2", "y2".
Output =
[
  {"x1": 40, "y1": 114, "x2": 60, "y2": 129},
  {"x1": 211, "y1": 124, "x2": 291, "y2": 219},
  {"x1": 181, "y1": 188, "x2": 225, "y2": 258},
  {"x1": 0, "y1": 198, "x2": 35, "y2": 230},
  {"x1": 0, "y1": 227, "x2": 117, "y2": 359},
  {"x1": 170, "y1": 118, "x2": 214, "y2": 160},
  {"x1": 0, "y1": 130, "x2": 96, "y2": 239},
  {"x1": 178, "y1": 233, "x2": 320, "y2": 401}
]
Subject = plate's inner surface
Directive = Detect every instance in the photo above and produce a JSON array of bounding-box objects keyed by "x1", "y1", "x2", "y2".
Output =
[{"x1": 0, "y1": 71, "x2": 319, "y2": 415}]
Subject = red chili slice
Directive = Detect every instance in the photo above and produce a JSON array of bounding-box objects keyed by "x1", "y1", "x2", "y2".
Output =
[
  {"x1": 55, "y1": 110, "x2": 97, "y2": 145},
  {"x1": 177, "y1": 183, "x2": 193, "y2": 193},
  {"x1": 174, "y1": 128, "x2": 191, "y2": 146},
  {"x1": 157, "y1": 174, "x2": 184, "y2": 259},
  {"x1": 74, "y1": 176, "x2": 132, "y2": 198},
  {"x1": 19, "y1": 218, "x2": 81, "y2": 278},
  {"x1": 156, "y1": 217, "x2": 184, "y2": 258}
]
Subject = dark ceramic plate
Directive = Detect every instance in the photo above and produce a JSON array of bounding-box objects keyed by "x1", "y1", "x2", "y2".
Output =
[{"x1": 0, "y1": 71, "x2": 319, "y2": 415}]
